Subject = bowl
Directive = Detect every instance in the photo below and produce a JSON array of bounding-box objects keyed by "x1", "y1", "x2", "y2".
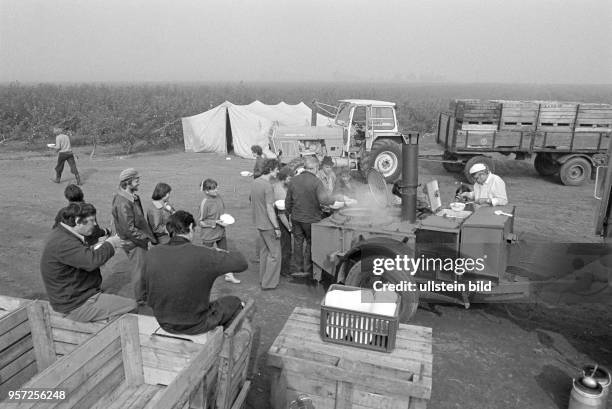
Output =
[
  {"x1": 450, "y1": 202, "x2": 465, "y2": 211},
  {"x1": 274, "y1": 200, "x2": 285, "y2": 210},
  {"x1": 219, "y1": 214, "x2": 235, "y2": 225}
]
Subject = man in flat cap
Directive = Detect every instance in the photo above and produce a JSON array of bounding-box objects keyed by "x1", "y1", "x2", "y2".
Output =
[
  {"x1": 111, "y1": 168, "x2": 157, "y2": 304},
  {"x1": 459, "y1": 163, "x2": 508, "y2": 206}
]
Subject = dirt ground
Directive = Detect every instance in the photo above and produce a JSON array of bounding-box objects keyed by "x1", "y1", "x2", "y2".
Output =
[{"x1": 0, "y1": 138, "x2": 611, "y2": 409}]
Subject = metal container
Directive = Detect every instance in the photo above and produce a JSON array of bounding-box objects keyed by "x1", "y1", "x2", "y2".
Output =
[
  {"x1": 582, "y1": 365, "x2": 611, "y2": 408},
  {"x1": 568, "y1": 377, "x2": 606, "y2": 409}
]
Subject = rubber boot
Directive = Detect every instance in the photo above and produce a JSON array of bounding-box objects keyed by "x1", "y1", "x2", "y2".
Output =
[{"x1": 75, "y1": 173, "x2": 82, "y2": 186}]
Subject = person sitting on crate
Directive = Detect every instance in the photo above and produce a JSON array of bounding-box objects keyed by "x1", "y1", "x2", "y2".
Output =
[
  {"x1": 54, "y1": 183, "x2": 111, "y2": 247},
  {"x1": 143, "y1": 210, "x2": 248, "y2": 335},
  {"x1": 459, "y1": 163, "x2": 508, "y2": 206},
  {"x1": 40, "y1": 202, "x2": 137, "y2": 322}
]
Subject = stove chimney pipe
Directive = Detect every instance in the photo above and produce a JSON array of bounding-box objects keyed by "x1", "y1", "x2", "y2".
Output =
[
  {"x1": 311, "y1": 99, "x2": 317, "y2": 127},
  {"x1": 401, "y1": 132, "x2": 419, "y2": 223}
]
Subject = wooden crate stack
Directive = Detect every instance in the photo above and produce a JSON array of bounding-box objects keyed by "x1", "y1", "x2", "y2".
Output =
[
  {"x1": 268, "y1": 307, "x2": 433, "y2": 409},
  {"x1": 536, "y1": 101, "x2": 578, "y2": 131},
  {"x1": 451, "y1": 100, "x2": 501, "y2": 131},
  {"x1": 576, "y1": 104, "x2": 612, "y2": 131},
  {"x1": 495, "y1": 100, "x2": 540, "y2": 131}
]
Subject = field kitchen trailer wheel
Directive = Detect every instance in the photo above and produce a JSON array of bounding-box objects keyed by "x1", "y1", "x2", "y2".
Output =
[
  {"x1": 442, "y1": 152, "x2": 464, "y2": 173},
  {"x1": 534, "y1": 153, "x2": 560, "y2": 176},
  {"x1": 559, "y1": 156, "x2": 591, "y2": 186},
  {"x1": 362, "y1": 139, "x2": 402, "y2": 183},
  {"x1": 345, "y1": 259, "x2": 419, "y2": 322},
  {"x1": 464, "y1": 155, "x2": 496, "y2": 184}
]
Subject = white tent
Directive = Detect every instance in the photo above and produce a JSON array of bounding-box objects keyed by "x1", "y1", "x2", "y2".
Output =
[{"x1": 182, "y1": 101, "x2": 332, "y2": 158}]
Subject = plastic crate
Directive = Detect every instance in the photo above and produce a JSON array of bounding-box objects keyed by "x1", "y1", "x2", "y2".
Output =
[{"x1": 319, "y1": 284, "x2": 400, "y2": 353}]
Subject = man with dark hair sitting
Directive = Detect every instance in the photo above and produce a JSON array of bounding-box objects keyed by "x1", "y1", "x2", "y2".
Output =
[
  {"x1": 143, "y1": 210, "x2": 248, "y2": 335},
  {"x1": 40, "y1": 202, "x2": 137, "y2": 322},
  {"x1": 55, "y1": 184, "x2": 110, "y2": 246}
]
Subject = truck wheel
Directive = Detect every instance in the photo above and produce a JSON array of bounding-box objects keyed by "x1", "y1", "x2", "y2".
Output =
[
  {"x1": 534, "y1": 153, "x2": 559, "y2": 176},
  {"x1": 363, "y1": 139, "x2": 402, "y2": 183},
  {"x1": 464, "y1": 156, "x2": 495, "y2": 184},
  {"x1": 442, "y1": 152, "x2": 464, "y2": 173},
  {"x1": 345, "y1": 260, "x2": 419, "y2": 322},
  {"x1": 559, "y1": 157, "x2": 591, "y2": 186}
]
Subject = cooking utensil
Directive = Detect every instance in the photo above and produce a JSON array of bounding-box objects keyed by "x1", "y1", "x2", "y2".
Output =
[{"x1": 494, "y1": 210, "x2": 513, "y2": 217}]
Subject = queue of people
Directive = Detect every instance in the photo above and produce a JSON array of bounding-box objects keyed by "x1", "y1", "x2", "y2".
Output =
[
  {"x1": 40, "y1": 166, "x2": 249, "y2": 336},
  {"x1": 39, "y1": 146, "x2": 509, "y2": 336}
]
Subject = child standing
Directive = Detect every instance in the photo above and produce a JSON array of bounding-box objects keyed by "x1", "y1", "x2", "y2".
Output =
[{"x1": 199, "y1": 178, "x2": 240, "y2": 284}]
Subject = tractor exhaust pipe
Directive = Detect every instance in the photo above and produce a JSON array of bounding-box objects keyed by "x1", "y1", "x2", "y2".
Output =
[{"x1": 401, "y1": 132, "x2": 419, "y2": 223}]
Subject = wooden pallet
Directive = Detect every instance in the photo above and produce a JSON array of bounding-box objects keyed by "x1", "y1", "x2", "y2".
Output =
[
  {"x1": 12, "y1": 315, "x2": 224, "y2": 409},
  {"x1": 267, "y1": 307, "x2": 433, "y2": 409}
]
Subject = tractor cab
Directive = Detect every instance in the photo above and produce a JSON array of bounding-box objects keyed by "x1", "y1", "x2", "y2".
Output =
[{"x1": 335, "y1": 99, "x2": 400, "y2": 153}]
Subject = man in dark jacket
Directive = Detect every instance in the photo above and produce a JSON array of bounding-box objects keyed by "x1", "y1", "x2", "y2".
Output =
[
  {"x1": 285, "y1": 156, "x2": 336, "y2": 280},
  {"x1": 144, "y1": 210, "x2": 248, "y2": 335},
  {"x1": 111, "y1": 168, "x2": 157, "y2": 304},
  {"x1": 40, "y1": 202, "x2": 136, "y2": 322}
]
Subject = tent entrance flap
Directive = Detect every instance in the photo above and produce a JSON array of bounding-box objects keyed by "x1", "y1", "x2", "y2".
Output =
[{"x1": 226, "y1": 109, "x2": 234, "y2": 154}]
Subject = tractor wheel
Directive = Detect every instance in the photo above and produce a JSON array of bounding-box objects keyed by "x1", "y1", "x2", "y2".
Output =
[
  {"x1": 362, "y1": 139, "x2": 402, "y2": 183},
  {"x1": 442, "y1": 152, "x2": 464, "y2": 173},
  {"x1": 345, "y1": 259, "x2": 419, "y2": 322},
  {"x1": 464, "y1": 156, "x2": 495, "y2": 184},
  {"x1": 559, "y1": 157, "x2": 591, "y2": 186},
  {"x1": 534, "y1": 153, "x2": 559, "y2": 176}
]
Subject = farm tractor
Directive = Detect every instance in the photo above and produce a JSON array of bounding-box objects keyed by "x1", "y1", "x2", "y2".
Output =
[{"x1": 270, "y1": 99, "x2": 405, "y2": 182}]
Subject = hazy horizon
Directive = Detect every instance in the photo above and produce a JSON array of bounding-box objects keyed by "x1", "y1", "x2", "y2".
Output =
[{"x1": 1, "y1": 0, "x2": 611, "y2": 84}]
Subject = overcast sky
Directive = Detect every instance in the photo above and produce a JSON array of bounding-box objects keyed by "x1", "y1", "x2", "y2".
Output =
[{"x1": 1, "y1": 0, "x2": 611, "y2": 84}]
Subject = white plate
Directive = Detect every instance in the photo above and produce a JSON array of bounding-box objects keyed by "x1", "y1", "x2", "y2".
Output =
[
  {"x1": 47, "y1": 143, "x2": 55, "y2": 148},
  {"x1": 240, "y1": 171, "x2": 253, "y2": 177},
  {"x1": 274, "y1": 200, "x2": 285, "y2": 210},
  {"x1": 219, "y1": 214, "x2": 235, "y2": 225},
  {"x1": 329, "y1": 201, "x2": 345, "y2": 210}
]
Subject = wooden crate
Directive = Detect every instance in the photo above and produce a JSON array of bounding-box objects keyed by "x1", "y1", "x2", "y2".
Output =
[
  {"x1": 267, "y1": 307, "x2": 433, "y2": 409},
  {"x1": 0, "y1": 295, "x2": 255, "y2": 409},
  {"x1": 451, "y1": 100, "x2": 501, "y2": 131},
  {"x1": 495, "y1": 100, "x2": 539, "y2": 131},
  {"x1": 576, "y1": 104, "x2": 612, "y2": 131},
  {"x1": 9, "y1": 315, "x2": 223, "y2": 409},
  {"x1": 537, "y1": 102, "x2": 578, "y2": 131}
]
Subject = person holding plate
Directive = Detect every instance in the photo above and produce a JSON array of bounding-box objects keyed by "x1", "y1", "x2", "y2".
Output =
[
  {"x1": 49, "y1": 126, "x2": 81, "y2": 185},
  {"x1": 198, "y1": 178, "x2": 240, "y2": 284}
]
